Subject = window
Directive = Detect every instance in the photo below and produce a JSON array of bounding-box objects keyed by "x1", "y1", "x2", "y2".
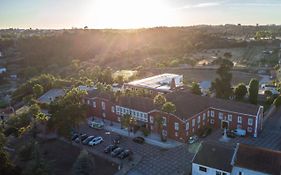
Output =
[
  {"x1": 102, "y1": 112, "x2": 106, "y2": 118},
  {"x1": 219, "y1": 112, "x2": 223, "y2": 119},
  {"x1": 216, "y1": 171, "x2": 221, "y2": 175},
  {"x1": 248, "y1": 118, "x2": 253, "y2": 126},
  {"x1": 207, "y1": 110, "x2": 210, "y2": 117},
  {"x1": 222, "y1": 173, "x2": 226, "y2": 175},
  {"x1": 185, "y1": 122, "x2": 189, "y2": 130},
  {"x1": 87, "y1": 100, "x2": 90, "y2": 105},
  {"x1": 238, "y1": 116, "x2": 242, "y2": 124},
  {"x1": 93, "y1": 101, "x2": 96, "y2": 108},
  {"x1": 150, "y1": 125, "x2": 154, "y2": 130},
  {"x1": 163, "y1": 117, "x2": 167, "y2": 126},
  {"x1": 239, "y1": 172, "x2": 244, "y2": 175},
  {"x1": 101, "y1": 101, "x2": 105, "y2": 110},
  {"x1": 228, "y1": 114, "x2": 232, "y2": 121},
  {"x1": 199, "y1": 166, "x2": 207, "y2": 172},
  {"x1": 175, "y1": 132, "x2": 178, "y2": 137},
  {"x1": 203, "y1": 113, "x2": 206, "y2": 120},
  {"x1": 174, "y1": 122, "x2": 179, "y2": 131},
  {"x1": 247, "y1": 127, "x2": 252, "y2": 132},
  {"x1": 211, "y1": 110, "x2": 214, "y2": 117},
  {"x1": 111, "y1": 106, "x2": 115, "y2": 113},
  {"x1": 150, "y1": 116, "x2": 154, "y2": 123},
  {"x1": 197, "y1": 116, "x2": 201, "y2": 124},
  {"x1": 210, "y1": 119, "x2": 214, "y2": 124},
  {"x1": 192, "y1": 119, "x2": 195, "y2": 127}
]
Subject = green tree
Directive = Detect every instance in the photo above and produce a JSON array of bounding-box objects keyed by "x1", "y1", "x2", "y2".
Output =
[
  {"x1": 162, "y1": 102, "x2": 176, "y2": 114},
  {"x1": 273, "y1": 96, "x2": 281, "y2": 107},
  {"x1": 32, "y1": 84, "x2": 44, "y2": 98},
  {"x1": 248, "y1": 79, "x2": 259, "y2": 104},
  {"x1": 191, "y1": 82, "x2": 202, "y2": 95},
  {"x1": 48, "y1": 88, "x2": 88, "y2": 138},
  {"x1": 121, "y1": 114, "x2": 136, "y2": 136},
  {"x1": 234, "y1": 83, "x2": 247, "y2": 100},
  {"x1": 153, "y1": 94, "x2": 167, "y2": 106},
  {"x1": 72, "y1": 150, "x2": 95, "y2": 175},
  {"x1": 154, "y1": 116, "x2": 165, "y2": 141},
  {"x1": 211, "y1": 59, "x2": 233, "y2": 99}
]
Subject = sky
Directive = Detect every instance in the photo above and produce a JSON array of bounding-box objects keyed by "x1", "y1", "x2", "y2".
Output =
[{"x1": 0, "y1": 0, "x2": 281, "y2": 29}]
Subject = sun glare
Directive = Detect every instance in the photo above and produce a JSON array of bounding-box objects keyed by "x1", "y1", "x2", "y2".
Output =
[{"x1": 88, "y1": 0, "x2": 176, "y2": 28}]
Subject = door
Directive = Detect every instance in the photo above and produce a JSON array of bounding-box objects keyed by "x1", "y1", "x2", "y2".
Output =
[{"x1": 221, "y1": 120, "x2": 229, "y2": 129}]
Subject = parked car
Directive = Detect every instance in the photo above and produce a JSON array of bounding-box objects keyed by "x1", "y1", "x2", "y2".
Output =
[
  {"x1": 112, "y1": 135, "x2": 122, "y2": 144},
  {"x1": 226, "y1": 131, "x2": 236, "y2": 138},
  {"x1": 82, "y1": 136, "x2": 95, "y2": 145},
  {"x1": 118, "y1": 150, "x2": 132, "y2": 159},
  {"x1": 133, "y1": 136, "x2": 145, "y2": 144},
  {"x1": 89, "y1": 121, "x2": 104, "y2": 129},
  {"x1": 111, "y1": 147, "x2": 124, "y2": 157},
  {"x1": 88, "y1": 136, "x2": 103, "y2": 146},
  {"x1": 104, "y1": 144, "x2": 118, "y2": 153},
  {"x1": 71, "y1": 133, "x2": 79, "y2": 141},
  {"x1": 233, "y1": 129, "x2": 246, "y2": 137},
  {"x1": 74, "y1": 133, "x2": 88, "y2": 143},
  {"x1": 188, "y1": 135, "x2": 198, "y2": 144}
]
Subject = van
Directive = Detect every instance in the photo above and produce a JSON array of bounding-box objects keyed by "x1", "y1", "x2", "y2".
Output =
[{"x1": 233, "y1": 128, "x2": 246, "y2": 137}]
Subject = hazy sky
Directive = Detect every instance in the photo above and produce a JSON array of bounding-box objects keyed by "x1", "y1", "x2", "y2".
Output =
[{"x1": 0, "y1": 0, "x2": 281, "y2": 29}]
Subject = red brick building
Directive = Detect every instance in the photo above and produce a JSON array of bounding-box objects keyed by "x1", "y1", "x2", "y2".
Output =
[{"x1": 84, "y1": 91, "x2": 263, "y2": 143}]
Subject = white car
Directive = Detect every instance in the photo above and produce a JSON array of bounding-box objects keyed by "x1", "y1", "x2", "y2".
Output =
[
  {"x1": 188, "y1": 135, "x2": 198, "y2": 144},
  {"x1": 233, "y1": 129, "x2": 246, "y2": 137},
  {"x1": 88, "y1": 136, "x2": 103, "y2": 146}
]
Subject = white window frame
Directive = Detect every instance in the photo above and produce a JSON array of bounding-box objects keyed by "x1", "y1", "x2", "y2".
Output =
[
  {"x1": 238, "y1": 116, "x2": 242, "y2": 124},
  {"x1": 197, "y1": 116, "x2": 201, "y2": 124},
  {"x1": 203, "y1": 113, "x2": 206, "y2": 120},
  {"x1": 248, "y1": 118, "x2": 253, "y2": 126},
  {"x1": 101, "y1": 101, "x2": 105, "y2": 110},
  {"x1": 211, "y1": 110, "x2": 214, "y2": 117},
  {"x1": 219, "y1": 112, "x2": 223, "y2": 119},
  {"x1": 163, "y1": 117, "x2": 167, "y2": 126},
  {"x1": 210, "y1": 119, "x2": 214, "y2": 124},
  {"x1": 111, "y1": 106, "x2": 115, "y2": 113},
  {"x1": 150, "y1": 116, "x2": 154, "y2": 123},
  {"x1": 174, "y1": 122, "x2": 179, "y2": 131},
  {"x1": 192, "y1": 119, "x2": 195, "y2": 127},
  {"x1": 185, "y1": 122, "x2": 189, "y2": 130},
  {"x1": 247, "y1": 127, "x2": 252, "y2": 132},
  {"x1": 87, "y1": 100, "x2": 90, "y2": 105},
  {"x1": 92, "y1": 101, "x2": 96, "y2": 108},
  {"x1": 228, "y1": 114, "x2": 232, "y2": 122}
]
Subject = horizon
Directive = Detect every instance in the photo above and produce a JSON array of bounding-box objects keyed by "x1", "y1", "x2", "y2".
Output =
[{"x1": 1, "y1": 0, "x2": 281, "y2": 29}]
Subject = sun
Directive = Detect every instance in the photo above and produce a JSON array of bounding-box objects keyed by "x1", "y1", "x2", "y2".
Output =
[{"x1": 86, "y1": 0, "x2": 175, "y2": 28}]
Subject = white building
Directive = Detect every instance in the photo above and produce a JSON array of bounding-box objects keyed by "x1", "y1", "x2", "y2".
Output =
[{"x1": 192, "y1": 142, "x2": 281, "y2": 175}]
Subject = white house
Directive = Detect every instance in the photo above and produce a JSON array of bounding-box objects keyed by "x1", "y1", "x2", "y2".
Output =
[
  {"x1": 192, "y1": 142, "x2": 234, "y2": 175},
  {"x1": 192, "y1": 142, "x2": 281, "y2": 175}
]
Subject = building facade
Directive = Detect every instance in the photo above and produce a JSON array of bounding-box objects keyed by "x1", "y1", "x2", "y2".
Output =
[{"x1": 84, "y1": 91, "x2": 263, "y2": 143}]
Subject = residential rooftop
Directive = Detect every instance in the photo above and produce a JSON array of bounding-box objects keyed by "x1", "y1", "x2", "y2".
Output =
[
  {"x1": 125, "y1": 73, "x2": 183, "y2": 92},
  {"x1": 38, "y1": 88, "x2": 65, "y2": 104},
  {"x1": 192, "y1": 141, "x2": 235, "y2": 173},
  {"x1": 234, "y1": 143, "x2": 281, "y2": 175}
]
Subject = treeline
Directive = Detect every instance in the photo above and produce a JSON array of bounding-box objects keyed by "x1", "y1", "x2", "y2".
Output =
[{"x1": 15, "y1": 28, "x2": 247, "y2": 70}]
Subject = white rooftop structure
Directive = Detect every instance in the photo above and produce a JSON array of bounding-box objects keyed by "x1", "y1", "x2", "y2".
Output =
[
  {"x1": 38, "y1": 88, "x2": 65, "y2": 104},
  {"x1": 126, "y1": 73, "x2": 183, "y2": 92}
]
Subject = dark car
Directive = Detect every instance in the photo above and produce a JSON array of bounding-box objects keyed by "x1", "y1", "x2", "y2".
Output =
[
  {"x1": 82, "y1": 136, "x2": 95, "y2": 145},
  {"x1": 111, "y1": 147, "x2": 124, "y2": 157},
  {"x1": 118, "y1": 150, "x2": 132, "y2": 159},
  {"x1": 71, "y1": 133, "x2": 79, "y2": 141},
  {"x1": 104, "y1": 144, "x2": 118, "y2": 153},
  {"x1": 133, "y1": 136, "x2": 145, "y2": 144},
  {"x1": 74, "y1": 134, "x2": 88, "y2": 143},
  {"x1": 112, "y1": 135, "x2": 122, "y2": 144}
]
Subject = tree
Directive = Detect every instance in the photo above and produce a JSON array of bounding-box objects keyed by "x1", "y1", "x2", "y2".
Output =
[
  {"x1": 249, "y1": 79, "x2": 259, "y2": 104},
  {"x1": 153, "y1": 94, "x2": 167, "y2": 106},
  {"x1": 211, "y1": 59, "x2": 233, "y2": 99},
  {"x1": 154, "y1": 116, "x2": 165, "y2": 141},
  {"x1": 72, "y1": 150, "x2": 95, "y2": 175},
  {"x1": 191, "y1": 82, "x2": 202, "y2": 95},
  {"x1": 162, "y1": 102, "x2": 176, "y2": 114},
  {"x1": 234, "y1": 83, "x2": 247, "y2": 100},
  {"x1": 273, "y1": 96, "x2": 281, "y2": 107},
  {"x1": 32, "y1": 84, "x2": 44, "y2": 98},
  {"x1": 48, "y1": 88, "x2": 88, "y2": 138},
  {"x1": 121, "y1": 114, "x2": 136, "y2": 136},
  {"x1": 22, "y1": 142, "x2": 52, "y2": 175}
]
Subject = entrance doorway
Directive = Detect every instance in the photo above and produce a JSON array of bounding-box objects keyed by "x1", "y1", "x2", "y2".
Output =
[{"x1": 221, "y1": 120, "x2": 229, "y2": 129}]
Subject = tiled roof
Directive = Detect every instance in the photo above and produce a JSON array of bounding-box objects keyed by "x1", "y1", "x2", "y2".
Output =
[
  {"x1": 234, "y1": 144, "x2": 281, "y2": 175},
  {"x1": 116, "y1": 96, "x2": 156, "y2": 112},
  {"x1": 192, "y1": 141, "x2": 235, "y2": 173},
  {"x1": 165, "y1": 91, "x2": 260, "y2": 119}
]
